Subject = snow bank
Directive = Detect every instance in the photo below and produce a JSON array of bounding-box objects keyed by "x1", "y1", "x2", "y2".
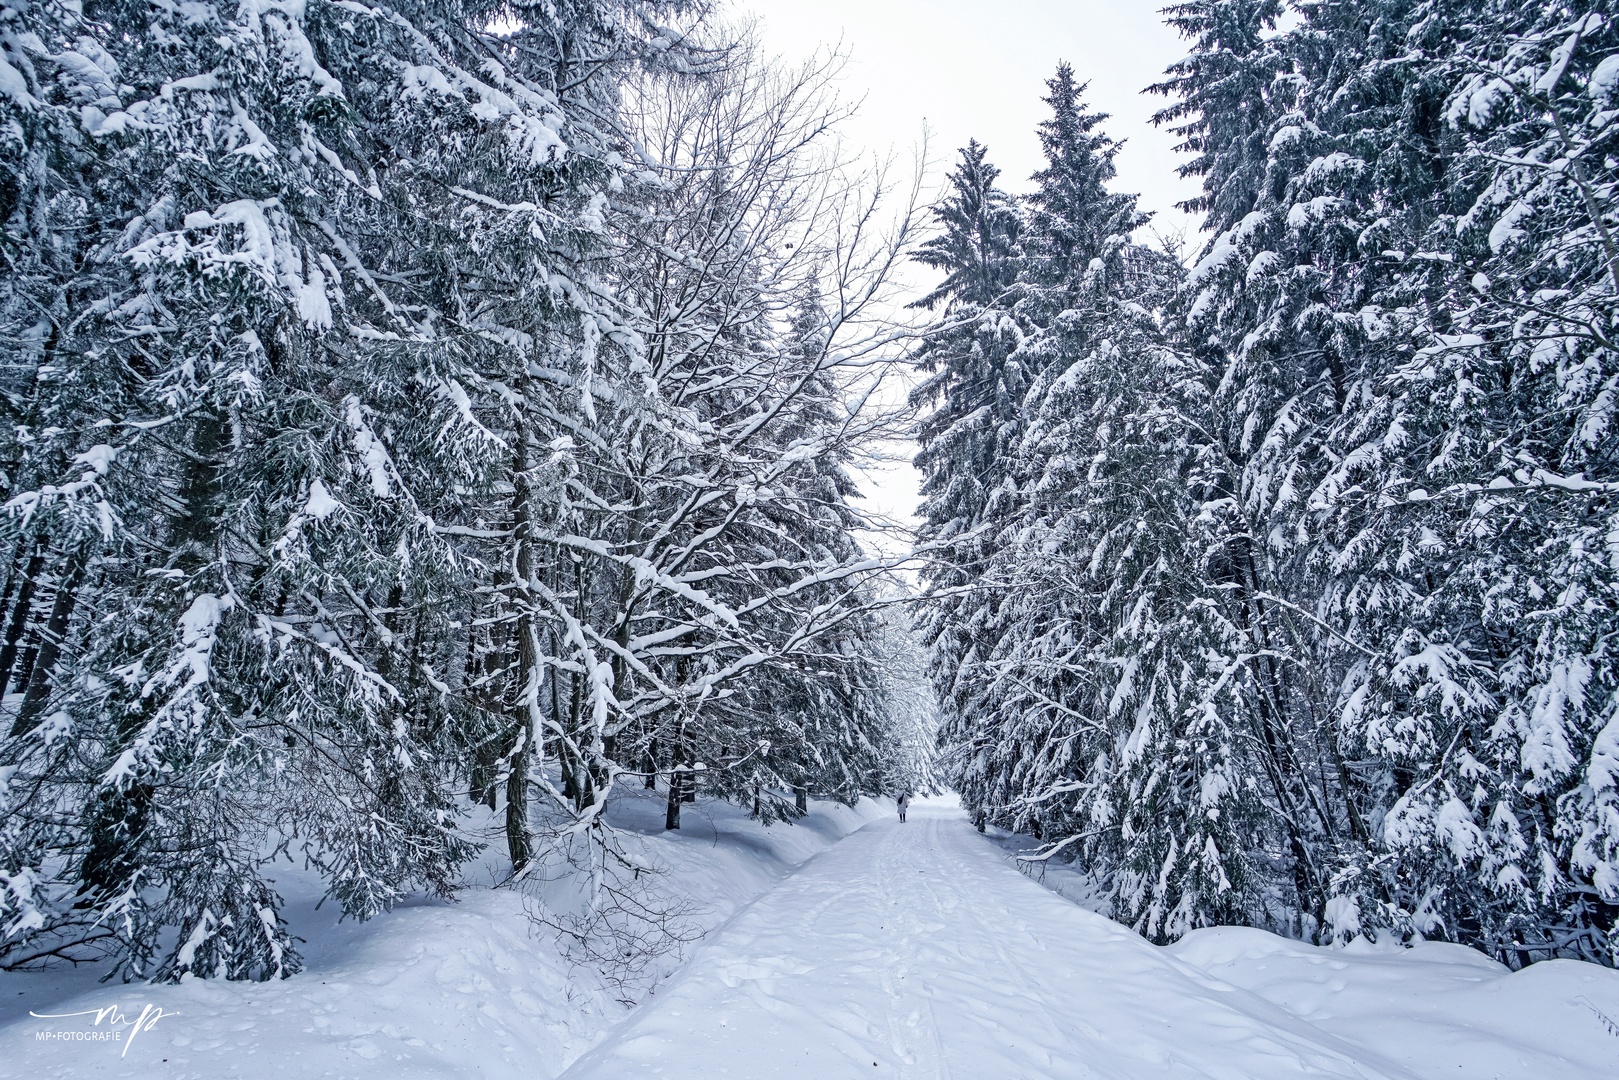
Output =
[
  {"x1": 1167, "y1": 927, "x2": 1619, "y2": 1080},
  {"x1": 0, "y1": 790, "x2": 887, "y2": 1080},
  {"x1": 988, "y1": 810, "x2": 1619, "y2": 1080}
]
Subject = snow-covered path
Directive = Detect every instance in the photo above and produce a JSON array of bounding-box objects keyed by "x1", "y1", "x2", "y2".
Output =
[{"x1": 560, "y1": 803, "x2": 1415, "y2": 1080}]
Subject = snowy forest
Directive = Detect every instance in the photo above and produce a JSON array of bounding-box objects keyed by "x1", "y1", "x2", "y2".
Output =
[
  {"x1": 1, "y1": 0, "x2": 1617, "y2": 1020},
  {"x1": 0, "y1": 0, "x2": 940, "y2": 984},
  {"x1": 920, "y1": 0, "x2": 1619, "y2": 970}
]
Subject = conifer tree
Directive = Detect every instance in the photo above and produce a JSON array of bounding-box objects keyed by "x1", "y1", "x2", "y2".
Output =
[
  {"x1": 923, "y1": 0, "x2": 1619, "y2": 965},
  {"x1": 910, "y1": 142, "x2": 1030, "y2": 825}
]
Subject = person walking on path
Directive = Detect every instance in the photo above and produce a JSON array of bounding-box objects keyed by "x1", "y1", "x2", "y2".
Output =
[{"x1": 897, "y1": 792, "x2": 910, "y2": 823}]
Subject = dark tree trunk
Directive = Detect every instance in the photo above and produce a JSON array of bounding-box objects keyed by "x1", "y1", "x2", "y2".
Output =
[
  {"x1": 77, "y1": 782, "x2": 154, "y2": 905},
  {"x1": 681, "y1": 726, "x2": 696, "y2": 803},
  {"x1": 471, "y1": 735, "x2": 500, "y2": 809},
  {"x1": 12, "y1": 640, "x2": 39, "y2": 697},
  {"x1": 561, "y1": 740, "x2": 581, "y2": 807},
  {"x1": 11, "y1": 546, "x2": 88, "y2": 736},
  {"x1": 173, "y1": 412, "x2": 225, "y2": 565},
  {"x1": 664, "y1": 764, "x2": 682, "y2": 830},
  {"x1": 506, "y1": 420, "x2": 537, "y2": 873},
  {"x1": 0, "y1": 547, "x2": 24, "y2": 687},
  {"x1": 0, "y1": 542, "x2": 46, "y2": 693},
  {"x1": 506, "y1": 736, "x2": 531, "y2": 874}
]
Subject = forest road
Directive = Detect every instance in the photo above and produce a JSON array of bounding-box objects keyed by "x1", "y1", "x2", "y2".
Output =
[{"x1": 557, "y1": 802, "x2": 1419, "y2": 1080}]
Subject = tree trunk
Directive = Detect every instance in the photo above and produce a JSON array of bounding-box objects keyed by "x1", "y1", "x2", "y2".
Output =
[
  {"x1": 471, "y1": 742, "x2": 500, "y2": 810},
  {"x1": 11, "y1": 545, "x2": 88, "y2": 736},
  {"x1": 12, "y1": 639, "x2": 39, "y2": 697},
  {"x1": 506, "y1": 734, "x2": 531, "y2": 874},
  {"x1": 561, "y1": 739, "x2": 581, "y2": 808},
  {"x1": 664, "y1": 763, "x2": 682, "y2": 830},
  {"x1": 77, "y1": 781, "x2": 153, "y2": 905},
  {"x1": 681, "y1": 720, "x2": 696, "y2": 803},
  {"x1": 506, "y1": 411, "x2": 538, "y2": 872},
  {"x1": 0, "y1": 541, "x2": 45, "y2": 693},
  {"x1": 0, "y1": 540, "x2": 32, "y2": 693},
  {"x1": 795, "y1": 784, "x2": 808, "y2": 814}
]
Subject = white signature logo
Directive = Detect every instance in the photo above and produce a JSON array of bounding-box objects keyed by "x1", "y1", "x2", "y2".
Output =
[{"x1": 29, "y1": 1003, "x2": 171, "y2": 1058}]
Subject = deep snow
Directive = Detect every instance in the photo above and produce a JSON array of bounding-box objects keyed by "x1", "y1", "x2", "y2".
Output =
[
  {"x1": 3, "y1": 793, "x2": 1616, "y2": 1079},
  {"x1": 0, "y1": 790, "x2": 888, "y2": 1079}
]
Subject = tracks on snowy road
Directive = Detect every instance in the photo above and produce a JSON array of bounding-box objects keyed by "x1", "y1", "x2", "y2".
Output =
[{"x1": 559, "y1": 804, "x2": 1415, "y2": 1080}]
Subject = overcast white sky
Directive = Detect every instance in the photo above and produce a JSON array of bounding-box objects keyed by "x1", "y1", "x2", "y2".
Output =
[
  {"x1": 726, "y1": 1, "x2": 1205, "y2": 536},
  {"x1": 735, "y1": 0, "x2": 1203, "y2": 232}
]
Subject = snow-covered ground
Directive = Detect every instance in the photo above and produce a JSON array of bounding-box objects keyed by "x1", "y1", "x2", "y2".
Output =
[
  {"x1": 563, "y1": 796, "x2": 1619, "y2": 1079},
  {"x1": 3, "y1": 793, "x2": 1617, "y2": 1079},
  {"x1": 0, "y1": 789, "x2": 887, "y2": 1080},
  {"x1": 1166, "y1": 929, "x2": 1619, "y2": 1079}
]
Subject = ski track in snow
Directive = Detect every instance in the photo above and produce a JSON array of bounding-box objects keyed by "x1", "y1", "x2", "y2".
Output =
[{"x1": 562, "y1": 803, "x2": 1419, "y2": 1079}]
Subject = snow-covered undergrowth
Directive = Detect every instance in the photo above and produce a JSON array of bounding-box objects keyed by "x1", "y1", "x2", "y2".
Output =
[{"x1": 0, "y1": 791, "x2": 887, "y2": 1080}]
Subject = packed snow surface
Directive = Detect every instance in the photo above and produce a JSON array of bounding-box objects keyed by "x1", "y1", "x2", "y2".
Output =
[
  {"x1": 553, "y1": 799, "x2": 1606, "y2": 1075},
  {"x1": 565, "y1": 798, "x2": 1619, "y2": 1079},
  {"x1": 3, "y1": 794, "x2": 1617, "y2": 1079}
]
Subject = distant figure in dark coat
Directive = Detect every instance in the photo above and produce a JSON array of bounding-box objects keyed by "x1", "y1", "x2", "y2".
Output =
[{"x1": 897, "y1": 792, "x2": 911, "y2": 823}]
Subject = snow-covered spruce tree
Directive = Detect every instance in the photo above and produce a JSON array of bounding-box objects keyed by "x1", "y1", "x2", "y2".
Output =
[
  {"x1": 926, "y1": 0, "x2": 1606, "y2": 958},
  {"x1": 1021, "y1": 63, "x2": 1150, "y2": 324},
  {"x1": 924, "y1": 65, "x2": 1266, "y2": 938},
  {"x1": 1094, "y1": 0, "x2": 1505, "y2": 947},
  {"x1": 1111, "y1": 0, "x2": 1398, "y2": 942},
  {"x1": 0, "y1": 0, "x2": 703, "y2": 978},
  {"x1": 1122, "y1": 0, "x2": 1619, "y2": 962},
  {"x1": 1311, "y1": 0, "x2": 1619, "y2": 964},
  {"x1": 911, "y1": 141, "x2": 1032, "y2": 824},
  {"x1": 1151, "y1": 0, "x2": 1287, "y2": 227}
]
